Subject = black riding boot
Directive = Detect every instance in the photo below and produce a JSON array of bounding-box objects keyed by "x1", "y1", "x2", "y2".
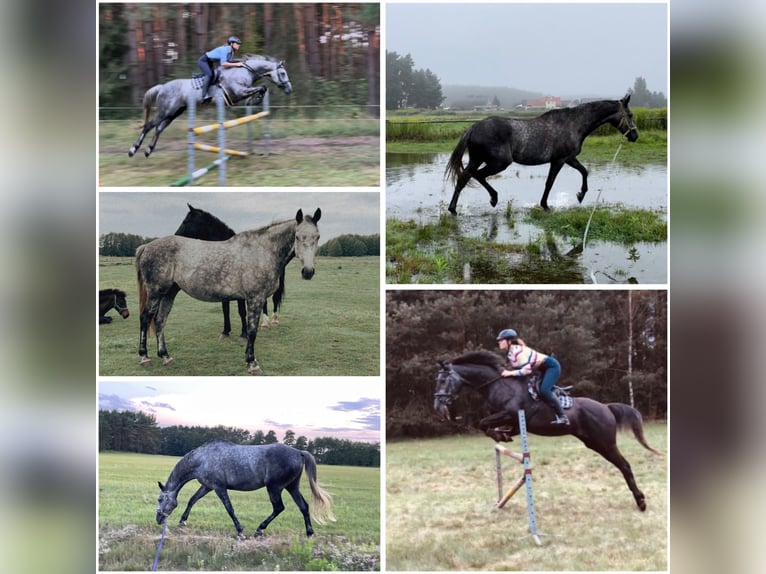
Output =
[
  {"x1": 201, "y1": 79, "x2": 212, "y2": 103},
  {"x1": 548, "y1": 396, "x2": 570, "y2": 425}
]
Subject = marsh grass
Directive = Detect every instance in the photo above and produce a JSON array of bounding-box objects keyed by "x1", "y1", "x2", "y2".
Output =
[
  {"x1": 98, "y1": 452, "x2": 380, "y2": 570},
  {"x1": 99, "y1": 256, "x2": 379, "y2": 376},
  {"x1": 386, "y1": 424, "x2": 667, "y2": 571}
]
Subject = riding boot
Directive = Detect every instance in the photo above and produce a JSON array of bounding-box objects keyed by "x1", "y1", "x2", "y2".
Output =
[
  {"x1": 201, "y1": 80, "x2": 212, "y2": 103},
  {"x1": 548, "y1": 396, "x2": 570, "y2": 425}
]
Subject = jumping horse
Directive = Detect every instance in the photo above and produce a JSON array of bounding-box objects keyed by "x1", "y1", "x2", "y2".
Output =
[
  {"x1": 174, "y1": 203, "x2": 289, "y2": 338},
  {"x1": 99, "y1": 288, "x2": 129, "y2": 324},
  {"x1": 128, "y1": 54, "x2": 292, "y2": 157},
  {"x1": 156, "y1": 440, "x2": 334, "y2": 538},
  {"x1": 433, "y1": 350, "x2": 662, "y2": 511},
  {"x1": 136, "y1": 208, "x2": 321, "y2": 373},
  {"x1": 445, "y1": 95, "x2": 639, "y2": 214}
]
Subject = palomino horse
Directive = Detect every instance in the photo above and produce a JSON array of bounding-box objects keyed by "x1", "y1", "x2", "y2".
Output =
[
  {"x1": 136, "y1": 208, "x2": 320, "y2": 373},
  {"x1": 174, "y1": 203, "x2": 289, "y2": 338},
  {"x1": 433, "y1": 350, "x2": 662, "y2": 511},
  {"x1": 156, "y1": 440, "x2": 334, "y2": 538},
  {"x1": 128, "y1": 54, "x2": 292, "y2": 157},
  {"x1": 99, "y1": 288, "x2": 129, "y2": 324},
  {"x1": 445, "y1": 95, "x2": 638, "y2": 213}
]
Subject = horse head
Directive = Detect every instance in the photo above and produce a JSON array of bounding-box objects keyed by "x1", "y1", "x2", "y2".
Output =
[
  {"x1": 156, "y1": 481, "x2": 178, "y2": 525},
  {"x1": 294, "y1": 208, "x2": 321, "y2": 280},
  {"x1": 243, "y1": 56, "x2": 292, "y2": 95},
  {"x1": 433, "y1": 363, "x2": 466, "y2": 421},
  {"x1": 615, "y1": 94, "x2": 639, "y2": 142}
]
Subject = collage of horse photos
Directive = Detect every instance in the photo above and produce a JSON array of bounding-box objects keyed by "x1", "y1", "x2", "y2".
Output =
[{"x1": 98, "y1": 2, "x2": 668, "y2": 572}]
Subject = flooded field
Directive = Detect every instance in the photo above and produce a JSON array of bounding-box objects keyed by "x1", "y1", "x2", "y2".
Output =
[{"x1": 386, "y1": 152, "x2": 667, "y2": 284}]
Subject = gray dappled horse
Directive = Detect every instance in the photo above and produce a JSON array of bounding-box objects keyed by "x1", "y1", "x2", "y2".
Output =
[
  {"x1": 156, "y1": 440, "x2": 334, "y2": 538},
  {"x1": 433, "y1": 351, "x2": 662, "y2": 511},
  {"x1": 128, "y1": 54, "x2": 292, "y2": 158},
  {"x1": 445, "y1": 95, "x2": 638, "y2": 214},
  {"x1": 136, "y1": 208, "x2": 321, "y2": 373}
]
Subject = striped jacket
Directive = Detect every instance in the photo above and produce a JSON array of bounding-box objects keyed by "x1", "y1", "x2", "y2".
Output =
[{"x1": 505, "y1": 344, "x2": 548, "y2": 377}]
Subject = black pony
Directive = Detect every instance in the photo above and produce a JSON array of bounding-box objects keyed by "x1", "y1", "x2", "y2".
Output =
[
  {"x1": 433, "y1": 350, "x2": 662, "y2": 511},
  {"x1": 445, "y1": 95, "x2": 638, "y2": 214},
  {"x1": 99, "y1": 288, "x2": 129, "y2": 324},
  {"x1": 175, "y1": 203, "x2": 289, "y2": 339}
]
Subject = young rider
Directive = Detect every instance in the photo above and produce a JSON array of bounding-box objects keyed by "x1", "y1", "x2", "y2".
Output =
[
  {"x1": 496, "y1": 328, "x2": 570, "y2": 425},
  {"x1": 198, "y1": 36, "x2": 244, "y2": 102}
]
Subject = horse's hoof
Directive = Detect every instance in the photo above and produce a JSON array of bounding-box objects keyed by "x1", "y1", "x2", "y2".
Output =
[
  {"x1": 218, "y1": 333, "x2": 230, "y2": 341},
  {"x1": 253, "y1": 530, "x2": 264, "y2": 537},
  {"x1": 139, "y1": 356, "x2": 151, "y2": 366},
  {"x1": 128, "y1": 149, "x2": 135, "y2": 157},
  {"x1": 162, "y1": 356, "x2": 175, "y2": 366},
  {"x1": 576, "y1": 192, "x2": 585, "y2": 203},
  {"x1": 448, "y1": 207, "x2": 457, "y2": 216},
  {"x1": 247, "y1": 362, "x2": 261, "y2": 374},
  {"x1": 490, "y1": 197, "x2": 498, "y2": 207},
  {"x1": 144, "y1": 150, "x2": 151, "y2": 158},
  {"x1": 237, "y1": 532, "x2": 247, "y2": 541}
]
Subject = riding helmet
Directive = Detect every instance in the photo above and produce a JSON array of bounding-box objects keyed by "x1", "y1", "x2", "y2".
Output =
[
  {"x1": 496, "y1": 328, "x2": 518, "y2": 340},
  {"x1": 228, "y1": 36, "x2": 241, "y2": 45}
]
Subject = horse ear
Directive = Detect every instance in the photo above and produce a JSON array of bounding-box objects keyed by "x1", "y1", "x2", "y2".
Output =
[
  {"x1": 296, "y1": 209, "x2": 304, "y2": 223},
  {"x1": 623, "y1": 94, "x2": 631, "y2": 105},
  {"x1": 312, "y1": 208, "x2": 321, "y2": 223},
  {"x1": 158, "y1": 481, "x2": 165, "y2": 491}
]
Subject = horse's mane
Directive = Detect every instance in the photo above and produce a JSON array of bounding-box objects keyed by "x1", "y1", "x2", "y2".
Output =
[
  {"x1": 99, "y1": 288, "x2": 126, "y2": 298},
  {"x1": 451, "y1": 350, "x2": 504, "y2": 370},
  {"x1": 540, "y1": 99, "x2": 618, "y2": 119},
  {"x1": 238, "y1": 53, "x2": 280, "y2": 63},
  {"x1": 178, "y1": 204, "x2": 236, "y2": 236}
]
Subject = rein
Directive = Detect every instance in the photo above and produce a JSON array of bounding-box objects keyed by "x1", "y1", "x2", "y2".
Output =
[
  {"x1": 436, "y1": 367, "x2": 504, "y2": 398},
  {"x1": 151, "y1": 520, "x2": 167, "y2": 571}
]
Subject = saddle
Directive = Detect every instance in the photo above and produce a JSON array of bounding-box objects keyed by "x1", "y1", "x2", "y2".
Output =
[
  {"x1": 527, "y1": 379, "x2": 574, "y2": 409},
  {"x1": 191, "y1": 69, "x2": 223, "y2": 89}
]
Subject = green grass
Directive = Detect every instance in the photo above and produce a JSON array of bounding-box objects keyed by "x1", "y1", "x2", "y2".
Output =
[
  {"x1": 99, "y1": 115, "x2": 380, "y2": 187},
  {"x1": 386, "y1": 423, "x2": 667, "y2": 571},
  {"x1": 98, "y1": 452, "x2": 380, "y2": 570},
  {"x1": 99, "y1": 256, "x2": 380, "y2": 376}
]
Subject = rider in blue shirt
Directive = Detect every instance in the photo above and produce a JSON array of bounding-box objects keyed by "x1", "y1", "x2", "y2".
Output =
[{"x1": 198, "y1": 36, "x2": 244, "y2": 102}]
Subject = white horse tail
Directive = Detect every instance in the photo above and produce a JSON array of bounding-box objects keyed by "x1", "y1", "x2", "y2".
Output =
[{"x1": 142, "y1": 85, "x2": 163, "y2": 127}]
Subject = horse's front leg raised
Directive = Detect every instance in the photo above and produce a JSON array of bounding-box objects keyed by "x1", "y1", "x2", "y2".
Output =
[
  {"x1": 479, "y1": 411, "x2": 519, "y2": 442},
  {"x1": 244, "y1": 299, "x2": 264, "y2": 373},
  {"x1": 242, "y1": 86, "x2": 268, "y2": 106},
  {"x1": 566, "y1": 158, "x2": 589, "y2": 203}
]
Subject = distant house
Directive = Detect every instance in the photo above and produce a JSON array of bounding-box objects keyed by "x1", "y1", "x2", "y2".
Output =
[{"x1": 521, "y1": 96, "x2": 561, "y2": 110}]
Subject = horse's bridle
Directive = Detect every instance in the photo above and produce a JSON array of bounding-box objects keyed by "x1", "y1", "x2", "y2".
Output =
[
  {"x1": 242, "y1": 61, "x2": 289, "y2": 89},
  {"x1": 112, "y1": 293, "x2": 128, "y2": 314},
  {"x1": 618, "y1": 102, "x2": 638, "y2": 138},
  {"x1": 434, "y1": 366, "x2": 504, "y2": 405}
]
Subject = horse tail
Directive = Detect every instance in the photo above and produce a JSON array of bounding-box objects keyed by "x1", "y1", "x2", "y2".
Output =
[
  {"x1": 444, "y1": 125, "x2": 473, "y2": 185},
  {"x1": 607, "y1": 403, "x2": 664, "y2": 455},
  {"x1": 299, "y1": 450, "x2": 336, "y2": 525},
  {"x1": 142, "y1": 84, "x2": 162, "y2": 127},
  {"x1": 272, "y1": 271, "x2": 286, "y2": 312},
  {"x1": 135, "y1": 245, "x2": 156, "y2": 336}
]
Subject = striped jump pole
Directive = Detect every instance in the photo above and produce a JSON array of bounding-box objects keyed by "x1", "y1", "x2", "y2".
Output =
[
  {"x1": 170, "y1": 157, "x2": 229, "y2": 187},
  {"x1": 493, "y1": 410, "x2": 543, "y2": 546},
  {"x1": 190, "y1": 110, "x2": 270, "y2": 134},
  {"x1": 192, "y1": 143, "x2": 249, "y2": 157}
]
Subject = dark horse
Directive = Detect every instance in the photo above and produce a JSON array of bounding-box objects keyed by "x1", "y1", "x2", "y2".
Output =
[
  {"x1": 433, "y1": 351, "x2": 662, "y2": 511},
  {"x1": 99, "y1": 288, "x2": 129, "y2": 324},
  {"x1": 174, "y1": 203, "x2": 289, "y2": 338},
  {"x1": 444, "y1": 95, "x2": 638, "y2": 214},
  {"x1": 156, "y1": 440, "x2": 334, "y2": 538},
  {"x1": 129, "y1": 54, "x2": 292, "y2": 157},
  {"x1": 136, "y1": 208, "x2": 321, "y2": 373}
]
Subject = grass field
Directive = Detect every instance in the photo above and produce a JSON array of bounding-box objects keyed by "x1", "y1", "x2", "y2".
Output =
[
  {"x1": 98, "y1": 451, "x2": 380, "y2": 571},
  {"x1": 99, "y1": 256, "x2": 380, "y2": 376},
  {"x1": 386, "y1": 423, "x2": 668, "y2": 571}
]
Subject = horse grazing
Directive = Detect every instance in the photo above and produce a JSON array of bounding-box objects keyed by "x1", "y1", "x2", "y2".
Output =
[
  {"x1": 156, "y1": 440, "x2": 335, "y2": 538},
  {"x1": 99, "y1": 288, "x2": 129, "y2": 324},
  {"x1": 433, "y1": 350, "x2": 662, "y2": 511},
  {"x1": 174, "y1": 203, "x2": 289, "y2": 338},
  {"x1": 444, "y1": 95, "x2": 638, "y2": 214},
  {"x1": 136, "y1": 208, "x2": 321, "y2": 373},
  {"x1": 128, "y1": 54, "x2": 292, "y2": 158}
]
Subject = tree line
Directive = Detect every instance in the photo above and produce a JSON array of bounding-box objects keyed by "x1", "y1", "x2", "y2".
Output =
[
  {"x1": 99, "y1": 232, "x2": 379, "y2": 258},
  {"x1": 386, "y1": 290, "x2": 667, "y2": 439},
  {"x1": 99, "y1": 409, "x2": 380, "y2": 467},
  {"x1": 99, "y1": 3, "x2": 380, "y2": 116}
]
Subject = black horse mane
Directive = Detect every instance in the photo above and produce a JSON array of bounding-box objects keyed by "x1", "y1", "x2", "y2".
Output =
[
  {"x1": 539, "y1": 98, "x2": 618, "y2": 120},
  {"x1": 177, "y1": 204, "x2": 236, "y2": 238},
  {"x1": 451, "y1": 350, "x2": 504, "y2": 370},
  {"x1": 100, "y1": 288, "x2": 126, "y2": 298}
]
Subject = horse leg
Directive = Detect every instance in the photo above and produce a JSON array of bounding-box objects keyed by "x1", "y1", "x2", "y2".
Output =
[
  {"x1": 212, "y1": 487, "x2": 246, "y2": 538},
  {"x1": 472, "y1": 160, "x2": 510, "y2": 208},
  {"x1": 254, "y1": 486, "x2": 285, "y2": 537},
  {"x1": 286, "y1": 480, "x2": 314, "y2": 536},
  {"x1": 100, "y1": 316, "x2": 112, "y2": 324},
  {"x1": 261, "y1": 300, "x2": 270, "y2": 329},
  {"x1": 540, "y1": 160, "x2": 565, "y2": 211},
  {"x1": 144, "y1": 107, "x2": 186, "y2": 157},
  {"x1": 244, "y1": 299, "x2": 264, "y2": 373},
  {"x1": 138, "y1": 295, "x2": 160, "y2": 365},
  {"x1": 566, "y1": 158, "x2": 589, "y2": 203},
  {"x1": 237, "y1": 299, "x2": 248, "y2": 340},
  {"x1": 153, "y1": 285, "x2": 180, "y2": 365},
  {"x1": 582, "y1": 438, "x2": 647, "y2": 511},
  {"x1": 447, "y1": 159, "x2": 478, "y2": 215},
  {"x1": 128, "y1": 121, "x2": 155, "y2": 157},
  {"x1": 177, "y1": 484, "x2": 212, "y2": 526},
  {"x1": 479, "y1": 410, "x2": 518, "y2": 442},
  {"x1": 221, "y1": 300, "x2": 232, "y2": 338}
]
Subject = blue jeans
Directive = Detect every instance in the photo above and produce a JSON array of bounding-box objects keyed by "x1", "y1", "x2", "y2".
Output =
[
  {"x1": 539, "y1": 356, "x2": 563, "y2": 414},
  {"x1": 198, "y1": 56, "x2": 214, "y2": 93}
]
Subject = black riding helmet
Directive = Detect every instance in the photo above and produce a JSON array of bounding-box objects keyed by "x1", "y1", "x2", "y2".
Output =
[{"x1": 496, "y1": 328, "x2": 518, "y2": 340}]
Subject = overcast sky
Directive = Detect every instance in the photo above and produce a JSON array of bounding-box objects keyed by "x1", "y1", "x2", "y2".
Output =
[
  {"x1": 386, "y1": 2, "x2": 668, "y2": 98},
  {"x1": 98, "y1": 191, "x2": 380, "y2": 242},
  {"x1": 99, "y1": 379, "x2": 380, "y2": 443}
]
